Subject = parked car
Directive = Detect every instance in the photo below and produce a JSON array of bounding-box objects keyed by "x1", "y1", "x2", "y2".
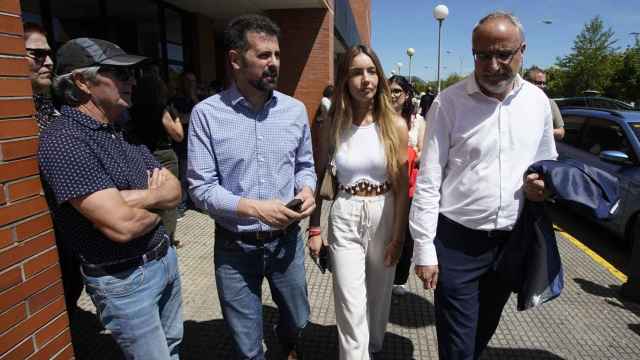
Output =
[
  {"x1": 554, "y1": 96, "x2": 636, "y2": 111},
  {"x1": 555, "y1": 107, "x2": 640, "y2": 248}
]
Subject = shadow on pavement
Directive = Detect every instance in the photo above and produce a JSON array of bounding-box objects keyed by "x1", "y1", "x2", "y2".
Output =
[
  {"x1": 69, "y1": 303, "x2": 415, "y2": 359},
  {"x1": 263, "y1": 305, "x2": 338, "y2": 359},
  {"x1": 265, "y1": 305, "x2": 414, "y2": 359},
  {"x1": 574, "y1": 277, "x2": 640, "y2": 338},
  {"x1": 574, "y1": 278, "x2": 620, "y2": 298},
  {"x1": 547, "y1": 204, "x2": 629, "y2": 273},
  {"x1": 481, "y1": 347, "x2": 565, "y2": 359},
  {"x1": 69, "y1": 308, "x2": 123, "y2": 360},
  {"x1": 389, "y1": 291, "x2": 435, "y2": 328},
  {"x1": 181, "y1": 318, "x2": 232, "y2": 359}
]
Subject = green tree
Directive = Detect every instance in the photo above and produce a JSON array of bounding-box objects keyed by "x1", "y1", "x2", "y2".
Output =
[
  {"x1": 541, "y1": 66, "x2": 566, "y2": 98},
  {"x1": 606, "y1": 39, "x2": 640, "y2": 104},
  {"x1": 440, "y1": 73, "x2": 464, "y2": 90},
  {"x1": 553, "y1": 16, "x2": 619, "y2": 96}
]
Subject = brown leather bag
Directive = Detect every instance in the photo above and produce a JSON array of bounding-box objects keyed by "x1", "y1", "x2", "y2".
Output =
[
  {"x1": 318, "y1": 161, "x2": 336, "y2": 200},
  {"x1": 318, "y1": 130, "x2": 337, "y2": 200}
]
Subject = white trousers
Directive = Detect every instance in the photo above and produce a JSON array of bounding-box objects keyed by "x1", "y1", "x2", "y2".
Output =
[{"x1": 328, "y1": 192, "x2": 396, "y2": 360}]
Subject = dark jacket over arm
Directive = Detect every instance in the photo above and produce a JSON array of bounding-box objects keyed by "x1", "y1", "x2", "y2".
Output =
[{"x1": 497, "y1": 159, "x2": 620, "y2": 311}]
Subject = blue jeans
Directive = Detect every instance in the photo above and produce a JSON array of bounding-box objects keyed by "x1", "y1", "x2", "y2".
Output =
[
  {"x1": 214, "y1": 226, "x2": 310, "y2": 360},
  {"x1": 82, "y1": 246, "x2": 184, "y2": 360}
]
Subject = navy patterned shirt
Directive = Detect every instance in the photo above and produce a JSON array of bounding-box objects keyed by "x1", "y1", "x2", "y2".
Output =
[
  {"x1": 38, "y1": 106, "x2": 168, "y2": 265},
  {"x1": 187, "y1": 85, "x2": 316, "y2": 232}
]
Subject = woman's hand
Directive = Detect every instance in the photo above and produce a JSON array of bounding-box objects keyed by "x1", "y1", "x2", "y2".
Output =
[{"x1": 307, "y1": 234, "x2": 324, "y2": 257}]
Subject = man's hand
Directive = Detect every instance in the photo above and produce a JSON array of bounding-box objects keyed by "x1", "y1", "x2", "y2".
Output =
[
  {"x1": 296, "y1": 187, "x2": 316, "y2": 218},
  {"x1": 524, "y1": 173, "x2": 546, "y2": 202},
  {"x1": 252, "y1": 199, "x2": 302, "y2": 229},
  {"x1": 415, "y1": 265, "x2": 439, "y2": 289},
  {"x1": 119, "y1": 168, "x2": 176, "y2": 209},
  {"x1": 148, "y1": 168, "x2": 166, "y2": 190},
  {"x1": 384, "y1": 240, "x2": 403, "y2": 267},
  {"x1": 307, "y1": 234, "x2": 323, "y2": 257}
]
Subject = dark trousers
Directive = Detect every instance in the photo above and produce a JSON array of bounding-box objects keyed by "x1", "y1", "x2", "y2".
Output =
[
  {"x1": 394, "y1": 221, "x2": 414, "y2": 285},
  {"x1": 153, "y1": 149, "x2": 179, "y2": 239},
  {"x1": 55, "y1": 235, "x2": 83, "y2": 314},
  {"x1": 434, "y1": 215, "x2": 512, "y2": 360}
]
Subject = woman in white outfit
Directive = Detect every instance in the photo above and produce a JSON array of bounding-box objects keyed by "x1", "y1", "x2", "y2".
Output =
[
  {"x1": 308, "y1": 45, "x2": 409, "y2": 360},
  {"x1": 387, "y1": 75, "x2": 426, "y2": 297}
]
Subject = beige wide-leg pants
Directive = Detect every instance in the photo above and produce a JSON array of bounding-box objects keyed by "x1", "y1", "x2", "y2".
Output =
[{"x1": 328, "y1": 192, "x2": 396, "y2": 360}]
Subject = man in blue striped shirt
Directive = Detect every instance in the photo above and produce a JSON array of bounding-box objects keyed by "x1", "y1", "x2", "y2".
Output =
[{"x1": 187, "y1": 14, "x2": 316, "y2": 360}]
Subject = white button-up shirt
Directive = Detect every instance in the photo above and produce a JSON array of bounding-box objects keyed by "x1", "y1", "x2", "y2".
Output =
[{"x1": 410, "y1": 75, "x2": 558, "y2": 266}]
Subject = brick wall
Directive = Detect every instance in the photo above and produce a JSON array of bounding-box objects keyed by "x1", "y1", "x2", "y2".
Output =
[
  {"x1": 0, "y1": 1, "x2": 74, "y2": 359},
  {"x1": 267, "y1": 8, "x2": 334, "y2": 123},
  {"x1": 348, "y1": 0, "x2": 371, "y2": 45}
]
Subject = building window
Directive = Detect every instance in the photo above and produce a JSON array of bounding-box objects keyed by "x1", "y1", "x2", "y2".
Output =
[
  {"x1": 105, "y1": 0, "x2": 161, "y2": 61},
  {"x1": 165, "y1": 7, "x2": 184, "y2": 79}
]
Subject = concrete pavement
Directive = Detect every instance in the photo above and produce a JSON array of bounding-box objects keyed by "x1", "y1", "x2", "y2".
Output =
[{"x1": 70, "y1": 209, "x2": 640, "y2": 359}]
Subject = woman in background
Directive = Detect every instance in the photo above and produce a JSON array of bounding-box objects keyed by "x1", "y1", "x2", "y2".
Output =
[
  {"x1": 130, "y1": 71, "x2": 183, "y2": 245},
  {"x1": 388, "y1": 75, "x2": 426, "y2": 296}
]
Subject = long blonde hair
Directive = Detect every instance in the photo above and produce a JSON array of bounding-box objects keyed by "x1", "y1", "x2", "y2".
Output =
[{"x1": 328, "y1": 45, "x2": 401, "y2": 182}]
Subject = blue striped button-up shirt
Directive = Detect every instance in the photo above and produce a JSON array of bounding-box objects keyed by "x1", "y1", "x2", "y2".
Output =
[{"x1": 187, "y1": 85, "x2": 316, "y2": 232}]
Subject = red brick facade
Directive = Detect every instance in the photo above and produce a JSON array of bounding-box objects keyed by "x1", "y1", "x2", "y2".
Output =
[
  {"x1": 348, "y1": 0, "x2": 371, "y2": 45},
  {"x1": 0, "y1": 1, "x2": 74, "y2": 359},
  {"x1": 268, "y1": 8, "x2": 334, "y2": 123}
]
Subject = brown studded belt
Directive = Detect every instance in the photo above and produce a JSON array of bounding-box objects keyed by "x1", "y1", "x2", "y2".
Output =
[{"x1": 338, "y1": 181, "x2": 391, "y2": 197}]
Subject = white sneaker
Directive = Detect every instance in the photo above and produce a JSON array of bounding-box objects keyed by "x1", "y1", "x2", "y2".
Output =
[{"x1": 392, "y1": 284, "x2": 409, "y2": 296}]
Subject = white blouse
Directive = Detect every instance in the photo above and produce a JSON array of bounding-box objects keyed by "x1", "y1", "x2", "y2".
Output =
[{"x1": 334, "y1": 122, "x2": 388, "y2": 186}]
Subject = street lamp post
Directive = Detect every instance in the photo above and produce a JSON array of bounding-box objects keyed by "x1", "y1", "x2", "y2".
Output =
[
  {"x1": 433, "y1": 4, "x2": 449, "y2": 93},
  {"x1": 406, "y1": 48, "x2": 415, "y2": 84}
]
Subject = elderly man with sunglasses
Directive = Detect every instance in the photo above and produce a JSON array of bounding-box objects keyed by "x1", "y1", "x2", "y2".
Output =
[
  {"x1": 38, "y1": 38, "x2": 184, "y2": 360},
  {"x1": 410, "y1": 12, "x2": 557, "y2": 360}
]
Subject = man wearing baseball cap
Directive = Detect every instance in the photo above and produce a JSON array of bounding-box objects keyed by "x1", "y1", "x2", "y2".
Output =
[{"x1": 38, "y1": 38, "x2": 184, "y2": 359}]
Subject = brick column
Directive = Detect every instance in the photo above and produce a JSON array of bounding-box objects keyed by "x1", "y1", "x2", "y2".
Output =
[
  {"x1": 0, "y1": 1, "x2": 74, "y2": 359},
  {"x1": 266, "y1": 8, "x2": 334, "y2": 123},
  {"x1": 348, "y1": 0, "x2": 371, "y2": 45}
]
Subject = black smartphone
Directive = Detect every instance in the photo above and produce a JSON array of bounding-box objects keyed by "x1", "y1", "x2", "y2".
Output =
[
  {"x1": 311, "y1": 246, "x2": 330, "y2": 274},
  {"x1": 285, "y1": 198, "x2": 303, "y2": 212}
]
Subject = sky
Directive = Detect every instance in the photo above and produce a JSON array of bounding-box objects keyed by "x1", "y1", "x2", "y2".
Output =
[{"x1": 371, "y1": 0, "x2": 640, "y2": 82}]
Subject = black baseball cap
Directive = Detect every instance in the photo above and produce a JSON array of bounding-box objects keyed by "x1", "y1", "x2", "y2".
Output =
[{"x1": 55, "y1": 37, "x2": 148, "y2": 75}]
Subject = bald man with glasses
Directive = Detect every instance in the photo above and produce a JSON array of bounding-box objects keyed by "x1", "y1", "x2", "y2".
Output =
[{"x1": 410, "y1": 12, "x2": 557, "y2": 359}]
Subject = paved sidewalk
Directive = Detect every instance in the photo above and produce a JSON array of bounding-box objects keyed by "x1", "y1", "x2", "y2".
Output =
[{"x1": 71, "y1": 210, "x2": 640, "y2": 359}]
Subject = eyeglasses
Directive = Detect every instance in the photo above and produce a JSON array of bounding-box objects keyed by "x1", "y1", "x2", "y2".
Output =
[
  {"x1": 99, "y1": 66, "x2": 134, "y2": 82},
  {"x1": 532, "y1": 80, "x2": 546, "y2": 86},
  {"x1": 25, "y1": 48, "x2": 52, "y2": 63},
  {"x1": 390, "y1": 88, "x2": 405, "y2": 95},
  {"x1": 472, "y1": 44, "x2": 523, "y2": 64}
]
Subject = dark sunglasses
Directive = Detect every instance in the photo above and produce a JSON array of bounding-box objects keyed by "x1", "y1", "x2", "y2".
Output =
[
  {"x1": 532, "y1": 80, "x2": 546, "y2": 86},
  {"x1": 26, "y1": 48, "x2": 52, "y2": 62},
  {"x1": 473, "y1": 44, "x2": 523, "y2": 64},
  {"x1": 99, "y1": 66, "x2": 134, "y2": 82}
]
